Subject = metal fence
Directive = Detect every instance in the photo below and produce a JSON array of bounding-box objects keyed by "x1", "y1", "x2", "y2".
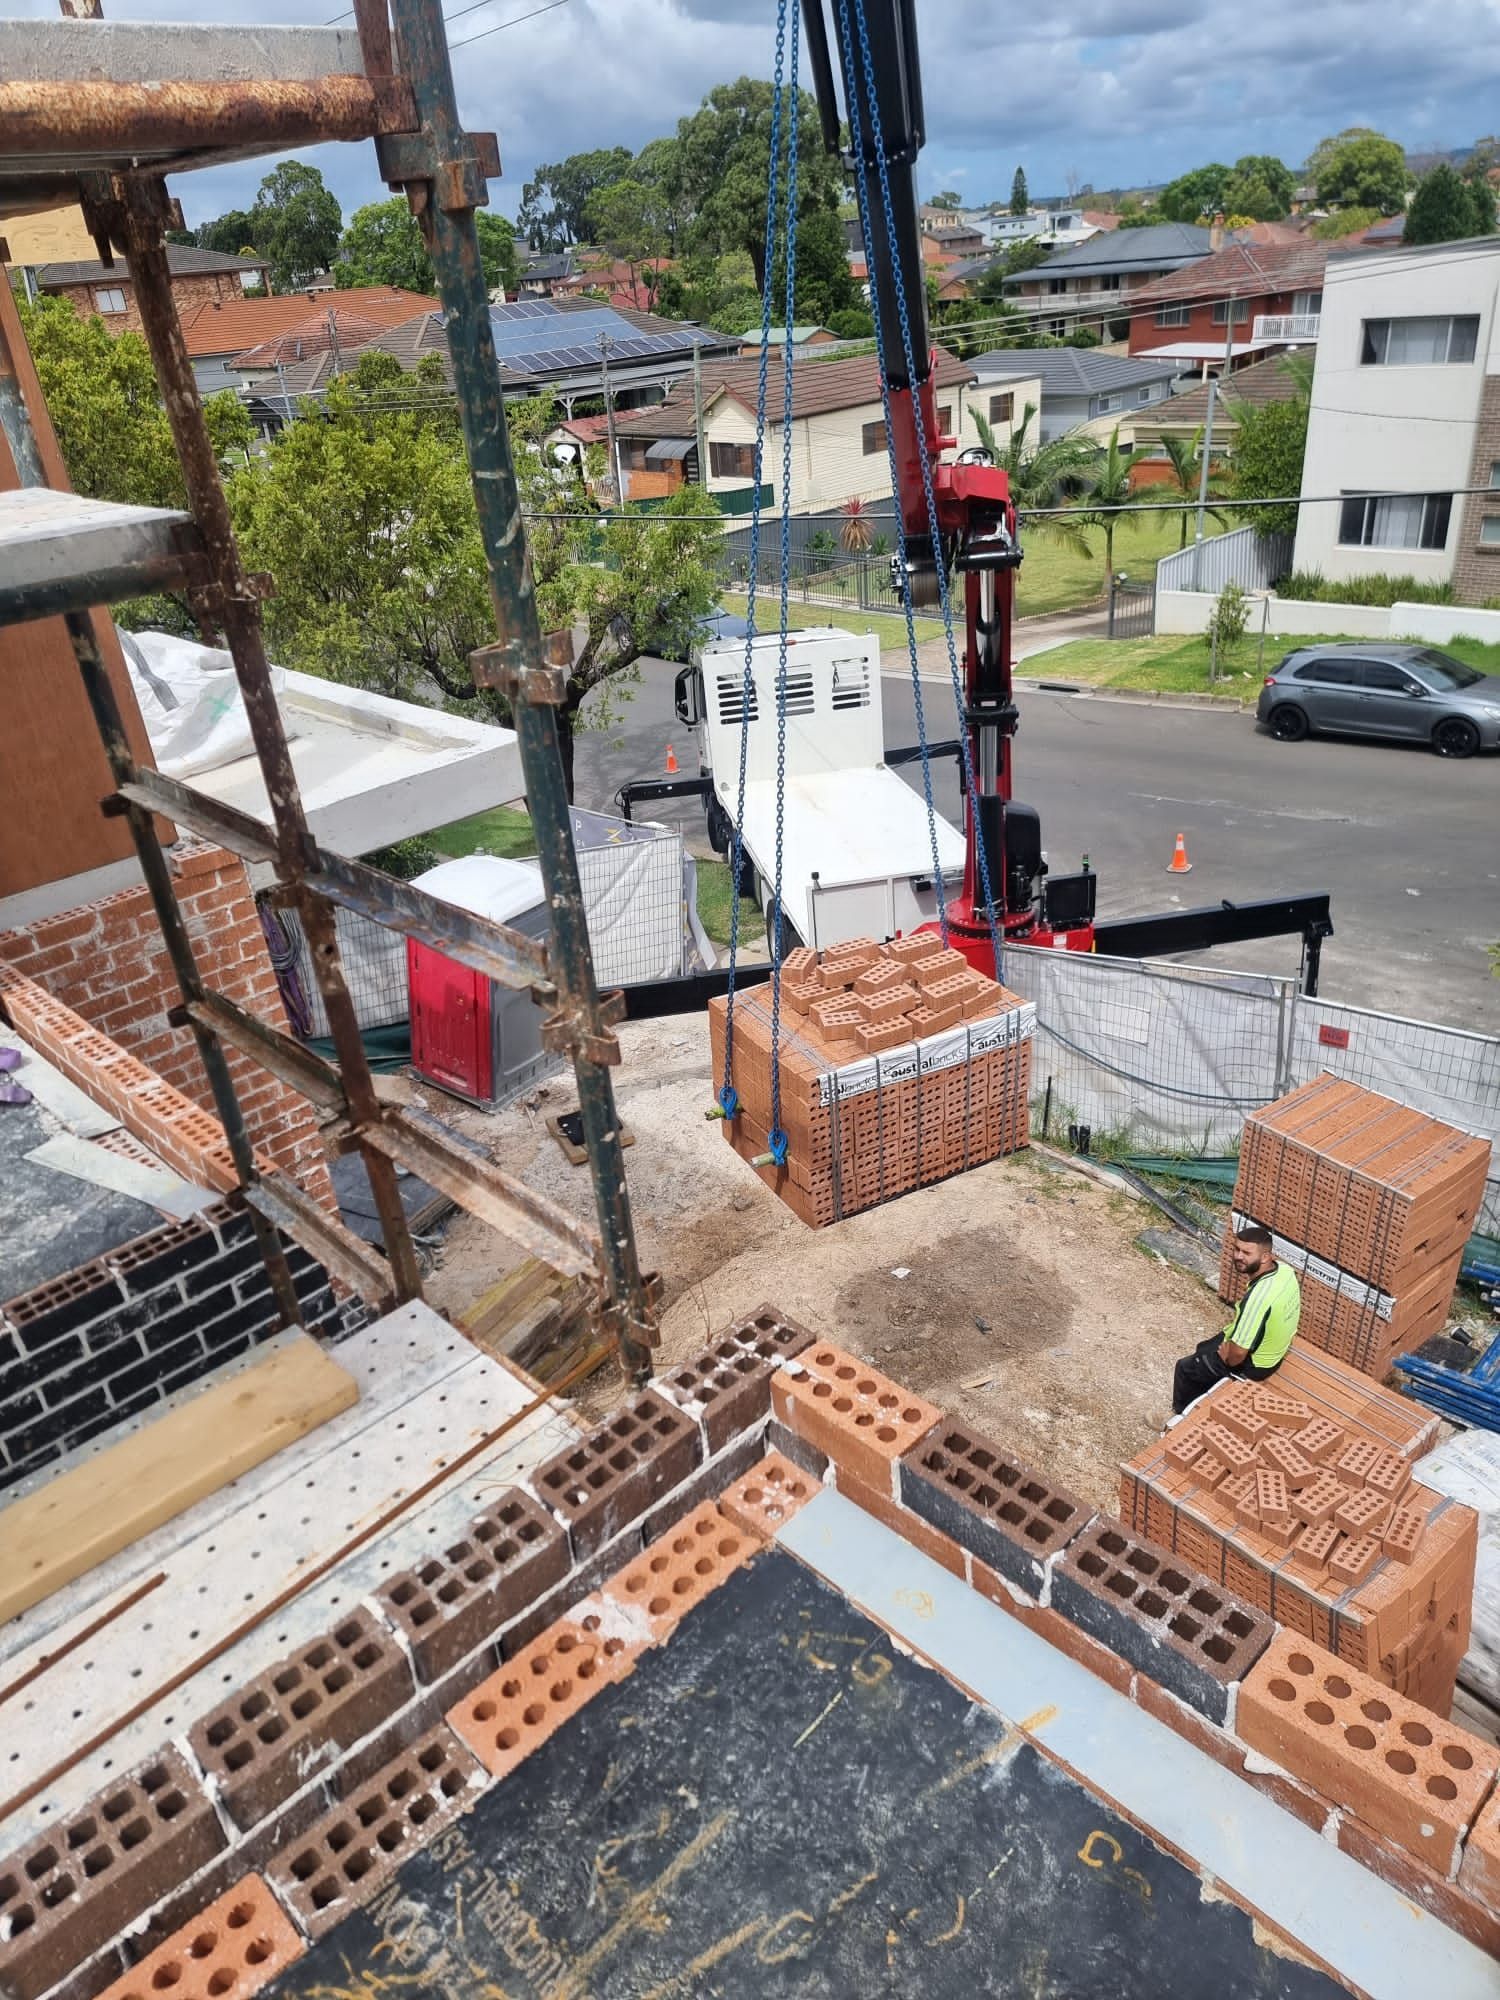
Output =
[
  {"x1": 1106, "y1": 574, "x2": 1155, "y2": 639},
  {"x1": 1003, "y1": 944, "x2": 1500, "y2": 1236},
  {"x1": 1155, "y1": 524, "x2": 1294, "y2": 598}
]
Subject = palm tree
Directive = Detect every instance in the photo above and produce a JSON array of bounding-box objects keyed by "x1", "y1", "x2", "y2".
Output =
[
  {"x1": 1158, "y1": 428, "x2": 1231, "y2": 548},
  {"x1": 1076, "y1": 425, "x2": 1145, "y2": 586},
  {"x1": 971, "y1": 404, "x2": 1095, "y2": 560}
]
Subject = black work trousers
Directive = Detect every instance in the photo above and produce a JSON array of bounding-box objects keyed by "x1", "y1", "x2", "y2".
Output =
[{"x1": 1171, "y1": 1335, "x2": 1281, "y2": 1416}]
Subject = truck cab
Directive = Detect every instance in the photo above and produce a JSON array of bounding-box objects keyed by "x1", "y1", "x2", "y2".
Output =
[{"x1": 678, "y1": 625, "x2": 964, "y2": 949}]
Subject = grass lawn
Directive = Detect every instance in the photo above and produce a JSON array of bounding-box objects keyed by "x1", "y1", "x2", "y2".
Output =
[
  {"x1": 720, "y1": 590, "x2": 928, "y2": 659},
  {"x1": 1025, "y1": 631, "x2": 1500, "y2": 696},
  {"x1": 425, "y1": 806, "x2": 537, "y2": 859},
  {"x1": 694, "y1": 857, "x2": 763, "y2": 949},
  {"x1": 1015, "y1": 507, "x2": 1186, "y2": 618}
]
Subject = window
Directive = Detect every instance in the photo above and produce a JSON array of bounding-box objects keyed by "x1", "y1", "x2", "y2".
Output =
[
  {"x1": 1047, "y1": 277, "x2": 1066, "y2": 295},
  {"x1": 1413, "y1": 648, "x2": 1484, "y2": 688},
  {"x1": 1359, "y1": 662, "x2": 1420, "y2": 693},
  {"x1": 861, "y1": 419, "x2": 887, "y2": 456},
  {"x1": 1338, "y1": 491, "x2": 1452, "y2": 550},
  {"x1": 1096, "y1": 392, "x2": 1122, "y2": 413},
  {"x1": 1099, "y1": 272, "x2": 1122, "y2": 291},
  {"x1": 1293, "y1": 659, "x2": 1358, "y2": 684},
  {"x1": 1489, "y1": 461, "x2": 1500, "y2": 488},
  {"x1": 92, "y1": 286, "x2": 126, "y2": 314},
  {"x1": 709, "y1": 440, "x2": 755, "y2": 479},
  {"x1": 1361, "y1": 315, "x2": 1480, "y2": 365},
  {"x1": 936, "y1": 403, "x2": 953, "y2": 433},
  {"x1": 619, "y1": 441, "x2": 649, "y2": 471},
  {"x1": 1482, "y1": 517, "x2": 1500, "y2": 546},
  {"x1": 1211, "y1": 298, "x2": 1250, "y2": 325},
  {"x1": 989, "y1": 392, "x2": 1014, "y2": 424},
  {"x1": 1154, "y1": 305, "x2": 1190, "y2": 328},
  {"x1": 1293, "y1": 289, "x2": 1323, "y2": 316}
]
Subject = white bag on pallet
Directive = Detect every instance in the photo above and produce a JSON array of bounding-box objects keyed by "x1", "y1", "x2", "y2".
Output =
[
  {"x1": 119, "y1": 628, "x2": 287, "y2": 780},
  {"x1": 1419, "y1": 1427, "x2": 1500, "y2": 1708}
]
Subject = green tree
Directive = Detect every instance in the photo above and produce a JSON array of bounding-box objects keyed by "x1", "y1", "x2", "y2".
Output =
[
  {"x1": 1309, "y1": 128, "x2": 1408, "y2": 213},
  {"x1": 253, "y1": 160, "x2": 342, "y2": 290},
  {"x1": 930, "y1": 190, "x2": 963, "y2": 211},
  {"x1": 586, "y1": 178, "x2": 666, "y2": 304},
  {"x1": 518, "y1": 147, "x2": 633, "y2": 249},
  {"x1": 1010, "y1": 167, "x2": 1029, "y2": 216},
  {"x1": 334, "y1": 199, "x2": 518, "y2": 297},
  {"x1": 769, "y1": 204, "x2": 859, "y2": 324},
  {"x1": 1157, "y1": 429, "x2": 1230, "y2": 547},
  {"x1": 196, "y1": 208, "x2": 262, "y2": 258},
  {"x1": 19, "y1": 294, "x2": 251, "y2": 512},
  {"x1": 1158, "y1": 163, "x2": 1231, "y2": 222},
  {"x1": 1405, "y1": 162, "x2": 1496, "y2": 243},
  {"x1": 1310, "y1": 205, "x2": 1381, "y2": 241},
  {"x1": 970, "y1": 404, "x2": 1095, "y2": 559},
  {"x1": 633, "y1": 135, "x2": 693, "y2": 251},
  {"x1": 675, "y1": 78, "x2": 842, "y2": 290},
  {"x1": 1221, "y1": 154, "x2": 1296, "y2": 220},
  {"x1": 1226, "y1": 354, "x2": 1312, "y2": 539},
  {"x1": 1077, "y1": 426, "x2": 1144, "y2": 584}
]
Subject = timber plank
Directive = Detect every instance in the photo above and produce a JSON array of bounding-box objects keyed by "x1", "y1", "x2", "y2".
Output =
[{"x1": 0, "y1": 1335, "x2": 359, "y2": 1624}]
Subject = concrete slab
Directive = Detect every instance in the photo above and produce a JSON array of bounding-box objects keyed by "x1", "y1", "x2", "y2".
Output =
[
  {"x1": 0, "y1": 1305, "x2": 576, "y2": 1847},
  {"x1": 778, "y1": 1487, "x2": 1499, "y2": 2000}
]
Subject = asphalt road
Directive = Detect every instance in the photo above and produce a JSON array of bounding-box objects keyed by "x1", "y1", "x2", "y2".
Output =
[{"x1": 573, "y1": 659, "x2": 1500, "y2": 1032}]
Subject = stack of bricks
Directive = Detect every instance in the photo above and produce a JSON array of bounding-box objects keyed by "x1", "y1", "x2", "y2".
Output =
[
  {"x1": 0, "y1": 840, "x2": 333, "y2": 1207},
  {"x1": 1121, "y1": 1345, "x2": 1474, "y2": 1714},
  {"x1": 707, "y1": 934, "x2": 1033, "y2": 1226},
  {"x1": 1223, "y1": 1076, "x2": 1491, "y2": 1378}
]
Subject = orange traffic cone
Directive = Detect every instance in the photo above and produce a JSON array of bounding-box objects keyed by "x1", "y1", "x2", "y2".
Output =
[
  {"x1": 1167, "y1": 831, "x2": 1192, "y2": 874},
  {"x1": 665, "y1": 744, "x2": 679, "y2": 774}
]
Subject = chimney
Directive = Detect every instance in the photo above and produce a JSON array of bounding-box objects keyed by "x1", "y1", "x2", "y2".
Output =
[{"x1": 1209, "y1": 212, "x2": 1225, "y2": 251}]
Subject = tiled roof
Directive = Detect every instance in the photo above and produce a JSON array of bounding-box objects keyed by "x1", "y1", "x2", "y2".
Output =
[
  {"x1": 35, "y1": 245, "x2": 267, "y2": 285},
  {"x1": 231, "y1": 308, "x2": 394, "y2": 369},
  {"x1": 1004, "y1": 222, "x2": 1214, "y2": 285},
  {"x1": 178, "y1": 286, "x2": 437, "y2": 359},
  {"x1": 968, "y1": 347, "x2": 1186, "y2": 394},
  {"x1": 1127, "y1": 240, "x2": 1328, "y2": 308},
  {"x1": 1134, "y1": 352, "x2": 1307, "y2": 427},
  {"x1": 612, "y1": 347, "x2": 974, "y2": 431}
]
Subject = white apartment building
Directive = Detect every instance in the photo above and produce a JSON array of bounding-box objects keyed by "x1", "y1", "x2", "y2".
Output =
[{"x1": 1293, "y1": 237, "x2": 1500, "y2": 604}]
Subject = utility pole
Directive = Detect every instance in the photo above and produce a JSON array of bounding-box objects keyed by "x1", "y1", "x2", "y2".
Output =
[
  {"x1": 1192, "y1": 298, "x2": 1238, "y2": 590},
  {"x1": 598, "y1": 332, "x2": 619, "y2": 503},
  {"x1": 691, "y1": 339, "x2": 706, "y2": 489}
]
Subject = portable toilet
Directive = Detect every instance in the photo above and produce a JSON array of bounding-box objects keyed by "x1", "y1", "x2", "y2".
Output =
[{"x1": 407, "y1": 855, "x2": 557, "y2": 1107}]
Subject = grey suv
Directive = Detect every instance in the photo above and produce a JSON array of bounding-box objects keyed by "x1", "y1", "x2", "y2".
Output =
[{"x1": 1257, "y1": 643, "x2": 1500, "y2": 757}]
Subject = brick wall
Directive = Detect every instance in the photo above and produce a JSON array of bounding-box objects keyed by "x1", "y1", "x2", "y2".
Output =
[
  {"x1": 0, "y1": 841, "x2": 334, "y2": 1205},
  {"x1": 47, "y1": 268, "x2": 252, "y2": 336},
  {"x1": 1452, "y1": 374, "x2": 1500, "y2": 606},
  {"x1": 0, "y1": 1202, "x2": 343, "y2": 1493}
]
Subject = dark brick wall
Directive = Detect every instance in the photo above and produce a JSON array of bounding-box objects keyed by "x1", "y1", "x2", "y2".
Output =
[
  {"x1": 0, "y1": 1202, "x2": 342, "y2": 1493},
  {"x1": 1453, "y1": 373, "x2": 1500, "y2": 606}
]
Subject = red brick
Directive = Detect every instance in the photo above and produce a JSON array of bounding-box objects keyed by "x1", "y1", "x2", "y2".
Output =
[
  {"x1": 832, "y1": 1464, "x2": 966, "y2": 1579},
  {"x1": 96, "y1": 1872, "x2": 303, "y2": 2000},
  {"x1": 446, "y1": 1607, "x2": 639, "y2": 1780},
  {"x1": 718, "y1": 1450, "x2": 819, "y2": 1540},
  {"x1": 772, "y1": 1347, "x2": 940, "y2": 1496},
  {"x1": 1345, "y1": 1816, "x2": 1500, "y2": 1958},
  {"x1": 600, "y1": 1501, "x2": 752, "y2": 1642}
]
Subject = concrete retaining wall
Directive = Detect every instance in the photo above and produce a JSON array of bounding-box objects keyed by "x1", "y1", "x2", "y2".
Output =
[{"x1": 1156, "y1": 592, "x2": 1500, "y2": 645}]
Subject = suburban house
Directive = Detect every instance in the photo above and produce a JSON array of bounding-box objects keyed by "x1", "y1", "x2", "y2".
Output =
[
  {"x1": 739, "y1": 325, "x2": 839, "y2": 354},
  {"x1": 605, "y1": 348, "x2": 977, "y2": 512},
  {"x1": 265, "y1": 295, "x2": 740, "y2": 418},
  {"x1": 1003, "y1": 223, "x2": 1214, "y2": 338},
  {"x1": 30, "y1": 245, "x2": 268, "y2": 334},
  {"x1": 1130, "y1": 349, "x2": 1308, "y2": 460},
  {"x1": 967, "y1": 347, "x2": 1186, "y2": 446},
  {"x1": 959, "y1": 367, "x2": 1044, "y2": 453},
  {"x1": 177, "y1": 286, "x2": 438, "y2": 394},
  {"x1": 928, "y1": 221, "x2": 986, "y2": 260},
  {"x1": 1293, "y1": 235, "x2": 1500, "y2": 605},
  {"x1": 1125, "y1": 241, "x2": 1328, "y2": 375},
  {"x1": 514, "y1": 249, "x2": 580, "y2": 297}
]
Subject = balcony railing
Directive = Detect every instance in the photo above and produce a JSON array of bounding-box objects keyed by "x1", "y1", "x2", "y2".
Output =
[{"x1": 1253, "y1": 313, "x2": 1321, "y2": 342}]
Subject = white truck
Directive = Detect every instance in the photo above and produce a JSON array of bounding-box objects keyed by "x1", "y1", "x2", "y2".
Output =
[{"x1": 674, "y1": 625, "x2": 965, "y2": 951}]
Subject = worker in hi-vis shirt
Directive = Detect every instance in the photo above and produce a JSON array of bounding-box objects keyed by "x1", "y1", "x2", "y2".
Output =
[{"x1": 1171, "y1": 1222, "x2": 1300, "y2": 1416}]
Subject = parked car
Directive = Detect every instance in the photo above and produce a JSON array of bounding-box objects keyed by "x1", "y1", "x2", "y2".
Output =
[
  {"x1": 1257, "y1": 643, "x2": 1500, "y2": 758},
  {"x1": 651, "y1": 605, "x2": 750, "y2": 665}
]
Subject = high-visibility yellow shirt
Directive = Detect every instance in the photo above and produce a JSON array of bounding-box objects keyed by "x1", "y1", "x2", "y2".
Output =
[{"x1": 1224, "y1": 1260, "x2": 1300, "y2": 1369}]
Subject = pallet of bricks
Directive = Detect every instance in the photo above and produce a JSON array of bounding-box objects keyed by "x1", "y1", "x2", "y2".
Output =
[
  {"x1": 1122, "y1": 1344, "x2": 1475, "y2": 1713},
  {"x1": 1224, "y1": 1075, "x2": 1490, "y2": 1379},
  {"x1": 707, "y1": 934, "x2": 1034, "y2": 1226}
]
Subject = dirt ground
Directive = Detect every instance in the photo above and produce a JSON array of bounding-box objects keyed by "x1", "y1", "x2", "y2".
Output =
[{"x1": 421, "y1": 1013, "x2": 1224, "y2": 1513}]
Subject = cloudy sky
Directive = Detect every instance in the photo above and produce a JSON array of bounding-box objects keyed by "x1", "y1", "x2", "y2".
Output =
[{"x1": 16, "y1": 0, "x2": 1499, "y2": 228}]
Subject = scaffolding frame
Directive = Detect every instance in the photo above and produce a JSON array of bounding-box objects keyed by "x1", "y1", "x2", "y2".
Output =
[{"x1": 0, "y1": 0, "x2": 659, "y2": 1378}]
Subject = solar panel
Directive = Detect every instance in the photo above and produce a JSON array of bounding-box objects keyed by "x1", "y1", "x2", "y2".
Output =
[{"x1": 483, "y1": 302, "x2": 706, "y2": 376}]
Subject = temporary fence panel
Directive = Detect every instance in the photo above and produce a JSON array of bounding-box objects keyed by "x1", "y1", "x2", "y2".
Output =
[
  {"x1": 264, "y1": 900, "x2": 409, "y2": 1038},
  {"x1": 1287, "y1": 996, "x2": 1500, "y2": 1237},
  {"x1": 572, "y1": 807, "x2": 685, "y2": 988},
  {"x1": 1005, "y1": 944, "x2": 1293, "y2": 1155}
]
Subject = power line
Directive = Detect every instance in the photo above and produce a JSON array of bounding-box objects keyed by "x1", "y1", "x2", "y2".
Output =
[{"x1": 450, "y1": 0, "x2": 573, "y2": 48}]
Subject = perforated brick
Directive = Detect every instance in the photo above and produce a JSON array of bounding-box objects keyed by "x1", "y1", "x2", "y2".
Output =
[
  {"x1": 1199, "y1": 1423, "x2": 1257, "y2": 1476},
  {"x1": 1336, "y1": 1438, "x2": 1382, "y2": 1488},
  {"x1": 1051, "y1": 1520, "x2": 1273, "y2": 1725},
  {"x1": 898, "y1": 1422, "x2": 1091, "y2": 1596},
  {"x1": 446, "y1": 1607, "x2": 638, "y2": 1780},
  {"x1": 1290, "y1": 1473, "x2": 1344, "y2": 1526},
  {"x1": 376, "y1": 1487, "x2": 568, "y2": 1682},
  {"x1": 267, "y1": 1726, "x2": 484, "y2": 1941},
  {"x1": 1290, "y1": 1519, "x2": 1340, "y2": 1574},
  {"x1": 1292, "y1": 1415, "x2": 1343, "y2": 1464},
  {"x1": 1334, "y1": 1488, "x2": 1392, "y2": 1542},
  {"x1": 1329, "y1": 1533, "x2": 1382, "y2": 1585},
  {"x1": 1193, "y1": 1450, "x2": 1227, "y2": 1488},
  {"x1": 98, "y1": 1873, "x2": 303, "y2": 2000},
  {"x1": 188, "y1": 1611, "x2": 412, "y2": 1831},
  {"x1": 1256, "y1": 1468, "x2": 1290, "y2": 1527},
  {"x1": 1213, "y1": 1388, "x2": 1268, "y2": 1447},
  {"x1": 654, "y1": 1340, "x2": 778, "y2": 1455},
  {"x1": 0, "y1": 1747, "x2": 223, "y2": 2000},
  {"x1": 721, "y1": 1302, "x2": 817, "y2": 1366},
  {"x1": 1383, "y1": 1506, "x2": 1425, "y2": 1565},
  {"x1": 1251, "y1": 1390, "x2": 1313, "y2": 1430},
  {"x1": 600, "y1": 1502, "x2": 751, "y2": 1643},
  {"x1": 1164, "y1": 1430, "x2": 1204, "y2": 1471},
  {"x1": 772, "y1": 1349, "x2": 940, "y2": 1494},
  {"x1": 1240, "y1": 1631, "x2": 1496, "y2": 1874},
  {"x1": 529, "y1": 1386, "x2": 700, "y2": 1559},
  {"x1": 1259, "y1": 1433, "x2": 1315, "y2": 1488},
  {"x1": 1366, "y1": 1449, "x2": 1407, "y2": 1501},
  {"x1": 717, "y1": 1450, "x2": 818, "y2": 1540}
]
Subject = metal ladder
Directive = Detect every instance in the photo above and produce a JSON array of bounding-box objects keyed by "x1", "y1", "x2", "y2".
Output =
[{"x1": 0, "y1": 0, "x2": 658, "y2": 1377}]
